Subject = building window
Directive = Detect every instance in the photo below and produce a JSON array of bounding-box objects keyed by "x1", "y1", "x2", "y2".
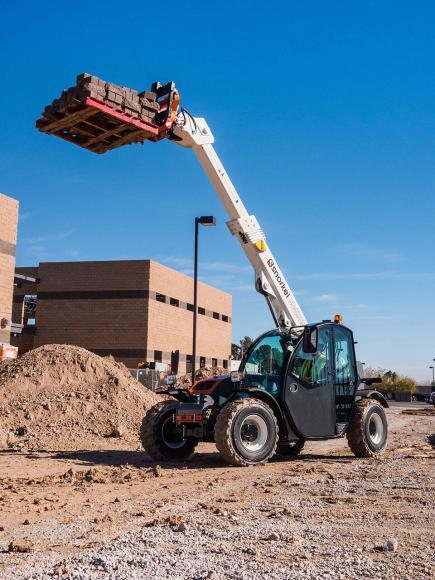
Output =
[
  {"x1": 223, "y1": 360, "x2": 228, "y2": 370},
  {"x1": 154, "y1": 350, "x2": 163, "y2": 362},
  {"x1": 186, "y1": 303, "x2": 194, "y2": 312},
  {"x1": 213, "y1": 312, "x2": 220, "y2": 320},
  {"x1": 170, "y1": 297, "x2": 179, "y2": 307},
  {"x1": 198, "y1": 307, "x2": 205, "y2": 316},
  {"x1": 212, "y1": 358, "x2": 217, "y2": 368},
  {"x1": 156, "y1": 293, "x2": 166, "y2": 303},
  {"x1": 186, "y1": 355, "x2": 192, "y2": 374},
  {"x1": 200, "y1": 356, "x2": 206, "y2": 368},
  {"x1": 222, "y1": 315, "x2": 229, "y2": 323}
]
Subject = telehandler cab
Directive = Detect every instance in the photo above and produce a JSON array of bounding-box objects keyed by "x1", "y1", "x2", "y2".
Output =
[{"x1": 37, "y1": 77, "x2": 389, "y2": 466}]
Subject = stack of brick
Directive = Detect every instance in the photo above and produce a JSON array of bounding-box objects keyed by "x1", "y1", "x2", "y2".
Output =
[{"x1": 36, "y1": 73, "x2": 161, "y2": 154}]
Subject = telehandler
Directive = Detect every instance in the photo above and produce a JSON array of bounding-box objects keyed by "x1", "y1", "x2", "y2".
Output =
[{"x1": 38, "y1": 78, "x2": 389, "y2": 466}]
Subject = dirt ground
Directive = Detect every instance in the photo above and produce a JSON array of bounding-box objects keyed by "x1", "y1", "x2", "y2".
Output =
[{"x1": 0, "y1": 406, "x2": 433, "y2": 579}]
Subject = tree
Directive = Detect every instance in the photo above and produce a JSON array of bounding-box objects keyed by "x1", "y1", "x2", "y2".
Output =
[
  {"x1": 231, "y1": 343, "x2": 241, "y2": 359},
  {"x1": 393, "y1": 376, "x2": 417, "y2": 393},
  {"x1": 240, "y1": 336, "x2": 253, "y2": 358},
  {"x1": 363, "y1": 367, "x2": 386, "y2": 379},
  {"x1": 374, "y1": 369, "x2": 417, "y2": 394}
]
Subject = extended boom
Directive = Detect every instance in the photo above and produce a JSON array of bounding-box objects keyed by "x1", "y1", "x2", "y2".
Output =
[{"x1": 170, "y1": 113, "x2": 306, "y2": 330}]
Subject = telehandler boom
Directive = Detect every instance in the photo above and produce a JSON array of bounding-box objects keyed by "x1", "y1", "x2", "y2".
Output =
[{"x1": 169, "y1": 111, "x2": 306, "y2": 330}]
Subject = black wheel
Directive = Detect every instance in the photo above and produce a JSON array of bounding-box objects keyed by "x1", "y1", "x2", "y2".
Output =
[
  {"x1": 276, "y1": 439, "x2": 305, "y2": 457},
  {"x1": 214, "y1": 398, "x2": 278, "y2": 467},
  {"x1": 346, "y1": 399, "x2": 388, "y2": 458},
  {"x1": 140, "y1": 401, "x2": 198, "y2": 461}
]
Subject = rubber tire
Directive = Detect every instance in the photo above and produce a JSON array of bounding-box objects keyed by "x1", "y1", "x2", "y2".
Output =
[
  {"x1": 276, "y1": 439, "x2": 305, "y2": 457},
  {"x1": 346, "y1": 398, "x2": 388, "y2": 458},
  {"x1": 140, "y1": 401, "x2": 198, "y2": 461},
  {"x1": 214, "y1": 398, "x2": 278, "y2": 467}
]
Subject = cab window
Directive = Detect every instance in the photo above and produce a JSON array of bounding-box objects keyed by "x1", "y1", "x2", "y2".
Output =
[
  {"x1": 333, "y1": 327, "x2": 356, "y2": 385},
  {"x1": 242, "y1": 334, "x2": 285, "y2": 395},
  {"x1": 291, "y1": 326, "x2": 332, "y2": 386}
]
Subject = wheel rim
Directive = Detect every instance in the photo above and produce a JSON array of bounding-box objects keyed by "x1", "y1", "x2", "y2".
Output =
[
  {"x1": 161, "y1": 415, "x2": 186, "y2": 449},
  {"x1": 368, "y1": 412, "x2": 383, "y2": 445},
  {"x1": 239, "y1": 414, "x2": 268, "y2": 452}
]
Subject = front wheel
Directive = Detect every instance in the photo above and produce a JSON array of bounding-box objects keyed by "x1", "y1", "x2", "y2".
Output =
[
  {"x1": 140, "y1": 401, "x2": 198, "y2": 461},
  {"x1": 346, "y1": 399, "x2": 388, "y2": 458},
  {"x1": 214, "y1": 398, "x2": 278, "y2": 467}
]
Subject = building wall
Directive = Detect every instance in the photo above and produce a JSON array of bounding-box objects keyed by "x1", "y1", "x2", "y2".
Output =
[
  {"x1": 146, "y1": 261, "x2": 232, "y2": 373},
  {"x1": 0, "y1": 194, "x2": 19, "y2": 344},
  {"x1": 34, "y1": 261, "x2": 150, "y2": 364},
  {"x1": 11, "y1": 266, "x2": 38, "y2": 353},
  {"x1": 13, "y1": 260, "x2": 232, "y2": 372}
]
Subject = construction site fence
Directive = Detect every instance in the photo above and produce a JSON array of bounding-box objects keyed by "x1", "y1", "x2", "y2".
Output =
[{"x1": 128, "y1": 368, "x2": 169, "y2": 392}]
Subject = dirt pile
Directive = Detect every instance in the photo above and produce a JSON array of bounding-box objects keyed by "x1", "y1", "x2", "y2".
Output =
[
  {"x1": 177, "y1": 366, "x2": 229, "y2": 388},
  {"x1": 0, "y1": 344, "x2": 162, "y2": 451}
]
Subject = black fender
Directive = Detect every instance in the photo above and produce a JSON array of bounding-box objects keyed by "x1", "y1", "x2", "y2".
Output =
[
  {"x1": 355, "y1": 389, "x2": 389, "y2": 408},
  {"x1": 231, "y1": 388, "x2": 297, "y2": 441}
]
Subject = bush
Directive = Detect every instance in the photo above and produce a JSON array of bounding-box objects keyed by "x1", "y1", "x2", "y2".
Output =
[
  {"x1": 393, "y1": 376, "x2": 417, "y2": 393},
  {"x1": 375, "y1": 370, "x2": 417, "y2": 394}
]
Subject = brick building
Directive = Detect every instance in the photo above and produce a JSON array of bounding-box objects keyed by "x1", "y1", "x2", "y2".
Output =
[
  {"x1": 0, "y1": 193, "x2": 19, "y2": 345},
  {"x1": 12, "y1": 260, "x2": 232, "y2": 373}
]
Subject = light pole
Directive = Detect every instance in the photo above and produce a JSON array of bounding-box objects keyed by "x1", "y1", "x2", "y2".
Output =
[
  {"x1": 192, "y1": 216, "x2": 216, "y2": 386},
  {"x1": 430, "y1": 365, "x2": 435, "y2": 389}
]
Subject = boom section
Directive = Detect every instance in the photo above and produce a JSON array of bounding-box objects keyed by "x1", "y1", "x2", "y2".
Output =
[{"x1": 171, "y1": 115, "x2": 306, "y2": 329}]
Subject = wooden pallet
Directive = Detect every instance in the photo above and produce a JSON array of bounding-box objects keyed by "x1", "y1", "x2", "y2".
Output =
[
  {"x1": 36, "y1": 73, "x2": 166, "y2": 154},
  {"x1": 36, "y1": 97, "x2": 164, "y2": 154}
]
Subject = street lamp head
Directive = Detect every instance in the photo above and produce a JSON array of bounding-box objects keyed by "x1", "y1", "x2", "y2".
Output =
[
  {"x1": 197, "y1": 215, "x2": 216, "y2": 227},
  {"x1": 430, "y1": 366, "x2": 434, "y2": 369}
]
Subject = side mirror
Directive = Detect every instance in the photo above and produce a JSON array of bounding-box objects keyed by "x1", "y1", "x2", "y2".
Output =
[
  {"x1": 231, "y1": 371, "x2": 242, "y2": 383},
  {"x1": 302, "y1": 325, "x2": 318, "y2": 354}
]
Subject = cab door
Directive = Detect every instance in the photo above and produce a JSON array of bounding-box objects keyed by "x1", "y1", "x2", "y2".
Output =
[
  {"x1": 333, "y1": 325, "x2": 358, "y2": 429},
  {"x1": 283, "y1": 325, "x2": 336, "y2": 438}
]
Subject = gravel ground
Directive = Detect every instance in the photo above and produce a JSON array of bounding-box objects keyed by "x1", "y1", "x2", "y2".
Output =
[{"x1": 0, "y1": 407, "x2": 433, "y2": 579}]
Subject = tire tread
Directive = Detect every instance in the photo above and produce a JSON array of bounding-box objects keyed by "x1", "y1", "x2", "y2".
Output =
[
  {"x1": 346, "y1": 398, "x2": 387, "y2": 458},
  {"x1": 214, "y1": 398, "x2": 278, "y2": 467},
  {"x1": 140, "y1": 401, "x2": 186, "y2": 461}
]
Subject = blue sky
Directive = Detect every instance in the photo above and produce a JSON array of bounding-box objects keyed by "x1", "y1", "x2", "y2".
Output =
[{"x1": 1, "y1": 1, "x2": 434, "y2": 381}]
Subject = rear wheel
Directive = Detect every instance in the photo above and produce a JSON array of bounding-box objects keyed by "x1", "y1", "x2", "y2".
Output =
[
  {"x1": 346, "y1": 398, "x2": 388, "y2": 458},
  {"x1": 276, "y1": 439, "x2": 305, "y2": 457},
  {"x1": 140, "y1": 401, "x2": 198, "y2": 461},
  {"x1": 214, "y1": 398, "x2": 278, "y2": 467}
]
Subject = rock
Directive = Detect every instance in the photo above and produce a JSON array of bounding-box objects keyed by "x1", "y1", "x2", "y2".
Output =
[
  {"x1": 105, "y1": 427, "x2": 122, "y2": 438},
  {"x1": 15, "y1": 426, "x2": 28, "y2": 437},
  {"x1": 176, "y1": 522, "x2": 188, "y2": 533},
  {"x1": 22, "y1": 519, "x2": 30, "y2": 525},
  {"x1": 42, "y1": 402, "x2": 51, "y2": 411},
  {"x1": 384, "y1": 537, "x2": 398, "y2": 552},
  {"x1": 8, "y1": 539, "x2": 34, "y2": 553},
  {"x1": 288, "y1": 534, "x2": 304, "y2": 546},
  {"x1": 53, "y1": 564, "x2": 68, "y2": 576},
  {"x1": 267, "y1": 532, "x2": 281, "y2": 541},
  {"x1": 153, "y1": 465, "x2": 162, "y2": 477}
]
